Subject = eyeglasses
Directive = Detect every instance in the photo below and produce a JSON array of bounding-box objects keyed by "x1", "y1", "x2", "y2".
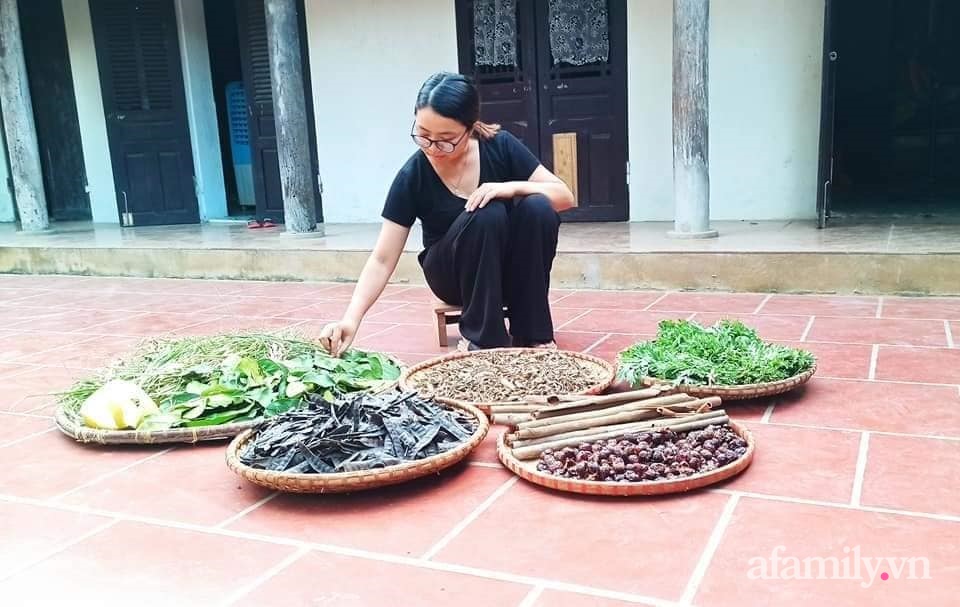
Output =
[{"x1": 410, "y1": 122, "x2": 470, "y2": 153}]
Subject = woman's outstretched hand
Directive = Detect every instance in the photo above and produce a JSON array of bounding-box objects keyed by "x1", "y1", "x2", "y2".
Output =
[{"x1": 318, "y1": 320, "x2": 358, "y2": 357}]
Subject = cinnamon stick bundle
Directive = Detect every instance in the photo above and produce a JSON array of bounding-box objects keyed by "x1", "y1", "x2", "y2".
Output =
[
  {"x1": 517, "y1": 395, "x2": 714, "y2": 431},
  {"x1": 531, "y1": 388, "x2": 670, "y2": 419},
  {"x1": 512, "y1": 406, "x2": 725, "y2": 442},
  {"x1": 511, "y1": 414, "x2": 730, "y2": 460}
]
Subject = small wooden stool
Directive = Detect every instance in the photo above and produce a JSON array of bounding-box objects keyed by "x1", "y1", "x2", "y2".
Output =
[
  {"x1": 432, "y1": 301, "x2": 509, "y2": 348},
  {"x1": 433, "y1": 302, "x2": 462, "y2": 348}
]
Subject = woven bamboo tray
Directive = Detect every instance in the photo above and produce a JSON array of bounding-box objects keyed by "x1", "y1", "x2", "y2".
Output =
[
  {"x1": 53, "y1": 365, "x2": 403, "y2": 446},
  {"x1": 55, "y1": 406, "x2": 260, "y2": 445},
  {"x1": 399, "y1": 348, "x2": 617, "y2": 413},
  {"x1": 225, "y1": 400, "x2": 490, "y2": 493},
  {"x1": 498, "y1": 421, "x2": 754, "y2": 496},
  {"x1": 633, "y1": 363, "x2": 817, "y2": 400}
]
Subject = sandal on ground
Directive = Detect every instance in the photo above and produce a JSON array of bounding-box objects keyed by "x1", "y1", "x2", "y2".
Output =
[
  {"x1": 511, "y1": 337, "x2": 558, "y2": 349},
  {"x1": 457, "y1": 338, "x2": 482, "y2": 352}
]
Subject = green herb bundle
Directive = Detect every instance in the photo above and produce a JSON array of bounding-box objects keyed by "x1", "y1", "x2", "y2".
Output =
[
  {"x1": 58, "y1": 333, "x2": 401, "y2": 430},
  {"x1": 617, "y1": 319, "x2": 815, "y2": 386}
]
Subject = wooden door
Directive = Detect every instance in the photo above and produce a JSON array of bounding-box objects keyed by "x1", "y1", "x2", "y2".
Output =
[
  {"x1": 235, "y1": 0, "x2": 322, "y2": 223},
  {"x1": 90, "y1": 0, "x2": 200, "y2": 226},
  {"x1": 533, "y1": 0, "x2": 628, "y2": 222},
  {"x1": 456, "y1": 0, "x2": 629, "y2": 222},
  {"x1": 456, "y1": 0, "x2": 541, "y2": 154}
]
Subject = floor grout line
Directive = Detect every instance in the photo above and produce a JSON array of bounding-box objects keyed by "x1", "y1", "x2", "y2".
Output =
[
  {"x1": 0, "y1": 492, "x2": 675, "y2": 607},
  {"x1": 468, "y1": 461, "x2": 505, "y2": 469},
  {"x1": 48, "y1": 449, "x2": 174, "y2": 502},
  {"x1": 517, "y1": 584, "x2": 546, "y2": 607},
  {"x1": 555, "y1": 308, "x2": 594, "y2": 331},
  {"x1": 214, "y1": 492, "x2": 280, "y2": 529},
  {"x1": 10, "y1": 319, "x2": 960, "y2": 347},
  {"x1": 868, "y1": 345, "x2": 880, "y2": 380},
  {"x1": 850, "y1": 432, "x2": 871, "y2": 507},
  {"x1": 945, "y1": 320, "x2": 955, "y2": 349},
  {"x1": 0, "y1": 410, "x2": 54, "y2": 420},
  {"x1": 583, "y1": 333, "x2": 613, "y2": 354},
  {"x1": 642, "y1": 291, "x2": 672, "y2": 311},
  {"x1": 0, "y1": 427, "x2": 56, "y2": 449},
  {"x1": 799, "y1": 316, "x2": 816, "y2": 341},
  {"x1": 816, "y1": 373, "x2": 960, "y2": 388},
  {"x1": 218, "y1": 546, "x2": 311, "y2": 607},
  {"x1": 753, "y1": 294, "x2": 773, "y2": 314},
  {"x1": 876, "y1": 296, "x2": 884, "y2": 319},
  {"x1": 0, "y1": 518, "x2": 119, "y2": 583},
  {"x1": 711, "y1": 489, "x2": 960, "y2": 523},
  {"x1": 420, "y1": 477, "x2": 518, "y2": 561},
  {"x1": 759, "y1": 419, "x2": 960, "y2": 442},
  {"x1": 760, "y1": 404, "x2": 775, "y2": 423},
  {"x1": 678, "y1": 494, "x2": 740, "y2": 606}
]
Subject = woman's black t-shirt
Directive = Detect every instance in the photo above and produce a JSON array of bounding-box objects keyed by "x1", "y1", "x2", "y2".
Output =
[{"x1": 381, "y1": 130, "x2": 541, "y2": 250}]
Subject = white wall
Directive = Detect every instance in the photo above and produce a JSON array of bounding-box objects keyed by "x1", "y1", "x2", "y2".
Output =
[
  {"x1": 708, "y1": 0, "x2": 824, "y2": 220},
  {"x1": 175, "y1": 0, "x2": 228, "y2": 221},
  {"x1": 304, "y1": 0, "x2": 459, "y2": 223},
  {"x1": 627, "y1": 0, "x2": 675, "y2": 221},
  {"x1": 62, "y1": 0, "x2": 117, "y2": 223},
  {"x1": 627, "y1": 0, "x2": 825, "y2": 221}
]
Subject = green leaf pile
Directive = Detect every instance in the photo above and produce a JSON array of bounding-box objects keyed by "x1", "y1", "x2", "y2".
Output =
[
  {"x1": 617, "y1": 319, "x2": 815, "y2": 386},
  {"x1": 57, "y1": 332, "x2": 401, "y2": 431}
]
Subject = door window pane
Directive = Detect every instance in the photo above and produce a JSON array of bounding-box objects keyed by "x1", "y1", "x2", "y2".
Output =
[
  {"x1": 548, "y1": 0, "x2": 609, "y2": 66},
  {"x1": 474, "y1": 0, "x2": 517, "y2": 67}
]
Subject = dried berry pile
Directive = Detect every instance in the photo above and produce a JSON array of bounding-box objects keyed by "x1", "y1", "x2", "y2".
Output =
[
  {"x1": 407, "y1": 350, "x2": 611, "y2": 403},
  {"x1": 536, "y1": 424, "x2": 748, "y2": 483}
]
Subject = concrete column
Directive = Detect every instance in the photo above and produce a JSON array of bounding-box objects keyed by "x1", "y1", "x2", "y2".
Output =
[
  {"x1": 175, "y1": 0, "x2": 228, "y2": 221},
  {"x1": 61, "y1": 0, "x2": 117, "y2": 224},
  {"x1": 670, "y1": 0, "x2": 717, "y2": 238},
  {"x1": 0, "y1": 0, "x2": 49, "y2": 231},
  {"x1": 265, "y1": 0, "x2": 316, "y2": 233},
  {"x1": 0, "y1": 122, "x2": 14, "y2": 222}
]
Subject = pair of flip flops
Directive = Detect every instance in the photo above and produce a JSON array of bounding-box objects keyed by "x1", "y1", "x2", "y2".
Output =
[{"x1": 247, "y1": 218, "x2": 276, "y2": 229}]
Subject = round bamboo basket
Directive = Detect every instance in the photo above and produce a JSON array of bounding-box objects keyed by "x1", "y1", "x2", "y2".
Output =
[
  {"x1": 497, "y1": 421, "x2": 755, "y2": 496},
  {"x1": 634, "y1": 363, "x2": 817, "y2": 400},
  {"x1": 225, "y1": 400, "x2": 489, "y2": 493},
  {"x1": 53, "y1": 355, "x2": 405, "y2": 446},
  {"x1": 399, "y1": 348, "x2": 617, "y2": 413},
  {"x1": 55, "y1": 408, "x2": 260, "y2": 445}
]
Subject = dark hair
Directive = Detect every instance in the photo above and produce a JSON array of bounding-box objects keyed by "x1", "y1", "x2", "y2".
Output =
[{"x1": 415, "y1": 72, "x2": 500, "y2": 140}]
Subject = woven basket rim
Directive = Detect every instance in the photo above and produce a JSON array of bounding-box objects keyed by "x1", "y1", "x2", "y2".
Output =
[
  {"x1": 497, "y1": 421, "x2": 755, "y2": 496},
  {"x1": 225, "y1": 399, "x2": 490, "y2": 492},
  {"x1": 638, "y1": 363, "x2": 817, "y2": 398},
  {"x1": 398, "y1": 348, "x2": 617, "y2": 409},
  {"x1": 54, "y1": 405, "x2": 260, "y2": 445}
]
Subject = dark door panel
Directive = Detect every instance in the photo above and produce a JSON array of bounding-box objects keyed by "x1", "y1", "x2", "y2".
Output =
[
  {"x1": 456, "y1": 0, "x2": 628, "y2": 221},
  {"x1": 90, "y1": 0, "x2": 200, "y2": 226}
]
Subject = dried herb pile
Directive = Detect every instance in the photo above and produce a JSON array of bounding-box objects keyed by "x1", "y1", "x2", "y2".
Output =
[
  {"x1": 406, "y1": 350, "x2": 610, "y2": 403},
  {"x1": 239, "y1": 391, "x2": 478, "y2": 473},
  {"x1": 617, "y1": 319, "x2": 816, "y2": 387}
]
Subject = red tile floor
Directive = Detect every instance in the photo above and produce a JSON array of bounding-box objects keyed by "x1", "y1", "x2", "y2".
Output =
[{"x1": 0, "y1": 274, "x2": 957, "y2": 606}]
